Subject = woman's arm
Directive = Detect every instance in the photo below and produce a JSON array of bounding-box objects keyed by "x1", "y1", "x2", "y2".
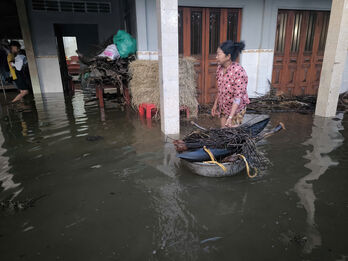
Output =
[
  {"x1": 228, "y1": 102, "x2": 239, "y2": 119},
  {"x1": 225, "y1": 102, "x2": 238, "y2": 127},
  {"x1": 211, "y1": 93, "x2": 219, "y2": 116},
  {"x1": 213, "y1": 93, "x2": 219, "y2": 107}
]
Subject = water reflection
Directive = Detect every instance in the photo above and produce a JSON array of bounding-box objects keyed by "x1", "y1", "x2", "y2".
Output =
[
  {"x1": 0, "y1": 101, "x2": 40, "y2": 197},
  {"x1": 295, "y1": 114, "x2": 344, "y2": 253},
  {"x1": 0, "y1": 92, "x2": 92, "y2": 198},
  {"x1": 156, "y1": 141, "x2": 180, "y2": 178},
  {"x1": 0, "y1": 131, "x2": 21, "y2": 195},
  {"x1": 143, "y1": 157, "x2": 200, "y2": 259},
  {"x1": 1, "y1": 89, "x2": 347, "y2": 260}
]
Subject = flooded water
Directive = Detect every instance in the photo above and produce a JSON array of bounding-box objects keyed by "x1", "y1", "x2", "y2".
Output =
[{"x1": 0, "y1": 91, "x2": 347, "y2": 261}]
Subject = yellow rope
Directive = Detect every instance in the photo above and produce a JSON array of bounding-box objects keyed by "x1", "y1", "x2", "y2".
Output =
[
  {"x1": 203, "y1": 146, "x2": 227, "y2": 172},
  {"x1": 237, "y1": 154, "x2": 258, "y2": 178},
  {"x1": 202, "y1": 147, "x2": 258, "y2": 178}
]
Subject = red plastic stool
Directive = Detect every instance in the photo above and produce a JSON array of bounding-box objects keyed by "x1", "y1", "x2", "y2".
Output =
[
  {"x1": 180, "y1": 106, "x2": 190, "y2": 119},
  {"x1": 139, "y1": 103, "x2": 157, "y2": 119}
]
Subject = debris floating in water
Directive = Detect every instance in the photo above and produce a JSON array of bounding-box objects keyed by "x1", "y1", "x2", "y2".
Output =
[
  {"x1": 290, "y1": 234, "x2": 308, "y2": 247},
  {"x1": 0, "y1": 194, "x2": 47, "y2": 214},
  {"x1": 200, "y1": 237, "x2": 223, "y2": 244},
  {"x1": 86, "y1": 135, "x2": 103, "y2": 142},
  {"x1": 23, "y1": 226, "x2": 34, "y2": 232}
]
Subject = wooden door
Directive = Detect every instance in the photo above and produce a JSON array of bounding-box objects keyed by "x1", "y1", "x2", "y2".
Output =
[
  {"x1": 272, "y1": 10, "x2": 330, "y2": 96},
  {"x1": 179, "y1": 7, "x2": 241, "y2": 104}
]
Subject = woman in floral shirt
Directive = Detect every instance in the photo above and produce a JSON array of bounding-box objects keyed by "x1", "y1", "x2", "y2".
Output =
[{"x1": 211, "y1": 41, "x2": 250, "y2": 128}]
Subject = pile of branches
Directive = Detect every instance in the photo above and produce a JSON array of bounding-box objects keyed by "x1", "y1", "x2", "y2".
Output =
[
  {"x1": 82, "y1": 56, "x2": 135, "y2": 88},
  {"x1": 174, "y1": 127, "x2": 270, "y2": 169},
  {"x1": 247, "y1": 96, "x2": 317, "y2": 113},
  {"x1": 78, "y1": 36, "x2": 135, "y2": 89}
]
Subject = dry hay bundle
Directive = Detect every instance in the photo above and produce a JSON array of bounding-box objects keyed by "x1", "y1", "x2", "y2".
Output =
[
  {"x1": 128, "y1": 60, "x2": 160, "y2": 107},
  {"x1": 179, "y1": 57, "x2": 199, "y2": 116},
  {"x1": 129, "y1": 57, "x2": 198, "y2": 117}
]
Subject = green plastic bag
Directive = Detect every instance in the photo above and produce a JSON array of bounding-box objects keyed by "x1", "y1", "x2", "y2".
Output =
[{"x1": 113, "y1": 30, "x2": 137, "y2": 58}]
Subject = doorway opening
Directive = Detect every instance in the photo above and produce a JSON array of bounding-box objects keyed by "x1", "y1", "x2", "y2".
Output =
[
  {"x1": 54, "y1": 24, "x2": 99, "y2": 93},
  {"x1": 63, "y1": 36, "x2": 80, "y2": 83}
]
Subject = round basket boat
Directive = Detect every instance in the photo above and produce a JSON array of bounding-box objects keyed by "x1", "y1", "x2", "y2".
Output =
[{"x1": 181, "y1": 158, "x2": 246, "y2": 177}]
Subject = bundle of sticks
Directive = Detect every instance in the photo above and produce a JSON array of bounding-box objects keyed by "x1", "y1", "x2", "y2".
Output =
[
  {"x1": 85, "y1": 56, "x2": 135, "y2": 88},
  {"x1": 174, "y1": 121, "x2": 285, "y2": 169},
  {"x1": 78, "y1": 36, "x2": 135, "y2": 89}
]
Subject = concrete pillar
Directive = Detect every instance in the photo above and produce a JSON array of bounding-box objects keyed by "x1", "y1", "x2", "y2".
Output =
[
  {"x1": 156, "y1": 0, "x2": 180, "y2": 135},
  {"x1": 315, "y1": 0, "x2": 348, "y2": 117},
  {"x1": 15, "y1": 0, "x2": 42, "y2": 96},
  {"x1": 135, "y1": 0, "x2": 148, "y2": 53}
]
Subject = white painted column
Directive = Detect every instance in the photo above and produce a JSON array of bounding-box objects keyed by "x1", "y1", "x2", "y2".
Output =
[
  {"x1": 315, "y1": 0, "x2": 348, "y2": 117},
  {"x1": 135, "y1": 0, "x2": 148, "y2": 57},
  {"x1": 16, "y1": 0, "x2": 42, "y2": 96},
  {"x1": 156, "y1": 0, "x2": 180, "y2": 135}
]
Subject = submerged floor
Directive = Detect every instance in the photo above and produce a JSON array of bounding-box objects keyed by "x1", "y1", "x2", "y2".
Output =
[{"x1": 0, "y1": 91, "x2": 347, "y2": 261}]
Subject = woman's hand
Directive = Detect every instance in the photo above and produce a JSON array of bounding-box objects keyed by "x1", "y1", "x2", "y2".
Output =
[
  {"x1": 211, "y1": 104, "x2": 217, "y2": 117},
  {"x1": 225, "y1": 117, "x2": 232, "y2": 127},
  {"x1": 225, "y1": 117, "x2": 239, "y2": 128}
]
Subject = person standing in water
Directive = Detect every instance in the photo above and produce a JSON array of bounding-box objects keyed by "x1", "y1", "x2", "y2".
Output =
[
  {"x1": 211, "y1": 41, "x2": 250, "y2": 128},
  {"x1": 8, "y1": 41, "x2": 29, "y2": 103}
]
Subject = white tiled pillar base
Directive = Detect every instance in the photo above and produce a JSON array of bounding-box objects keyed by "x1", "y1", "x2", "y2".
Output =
[
  {"x1": 157, "y1": 0, "x2": 179, "y2": 135},
  {"x1": 36, "y1": 57, "x2": 64, "y2": 93},
  {"x1": 256, "y1": 50, "x2": 274, "y2": 96},
  {"x1": 137, "y1": 51, "x2": 159, "y2": 60},
  {"x1": 241, "y1": 49, "x2": 274, "y2": 98}
]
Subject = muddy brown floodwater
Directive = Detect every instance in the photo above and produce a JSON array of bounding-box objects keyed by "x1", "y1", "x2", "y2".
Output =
[{"x1": 0, "y1": 91, "x2": 347, "y2": 261}]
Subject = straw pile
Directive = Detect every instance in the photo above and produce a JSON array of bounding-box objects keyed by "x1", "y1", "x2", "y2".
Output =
[
  {"x1": 179, "y1": 57, "x2": 199, "y2": 116},
  {"x1": 129, "y1": 57, "x2": 199, "y2": 117},
  {"x1": 128, "y1": 60, "x2": 160, "y2": 107}
]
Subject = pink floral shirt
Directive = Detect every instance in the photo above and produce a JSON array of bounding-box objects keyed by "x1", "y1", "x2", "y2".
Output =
[{"x1": 216, "y1": 62, "x2": 250, "y2": 116}]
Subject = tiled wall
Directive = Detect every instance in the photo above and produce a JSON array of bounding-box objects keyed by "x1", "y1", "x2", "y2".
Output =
[
  {"x1": 241, "y1": 49, "x2": 274, "y2": 98},
  {"x1": 35, "y1": 57, "x2": 63, "y2": 93}
]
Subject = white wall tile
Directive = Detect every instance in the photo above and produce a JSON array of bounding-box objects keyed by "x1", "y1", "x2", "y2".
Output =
[
  {"x1": 36, "y1": 57, "x2": 63, "y2": 93},
  {"x1": 160, "y1": 0, "x2": 178, "y2": 10}
]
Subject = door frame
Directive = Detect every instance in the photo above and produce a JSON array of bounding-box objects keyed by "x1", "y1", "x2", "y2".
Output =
[
  {"x1": 179, "y1": 7, "x2": 242, "y2": 104},
  {"x1": 271, "y1": 9, "x2": 330, "y2": 96}
]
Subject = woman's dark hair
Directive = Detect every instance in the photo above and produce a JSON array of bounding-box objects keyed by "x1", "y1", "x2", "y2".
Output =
[
  {"x1": 9, "y1": 41, "x2": 21, "y2": 49},
  {"x1": 219, "y1": 40, "x2": 245, "y2": 61}
]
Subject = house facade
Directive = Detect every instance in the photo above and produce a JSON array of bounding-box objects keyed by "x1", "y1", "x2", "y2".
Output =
[
  {"x1": 24, "y1": 0, "x2": 136, "y2": 93},
  {"x1": 135, "y1": 0, "x2": 348, "y2": 103}
]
